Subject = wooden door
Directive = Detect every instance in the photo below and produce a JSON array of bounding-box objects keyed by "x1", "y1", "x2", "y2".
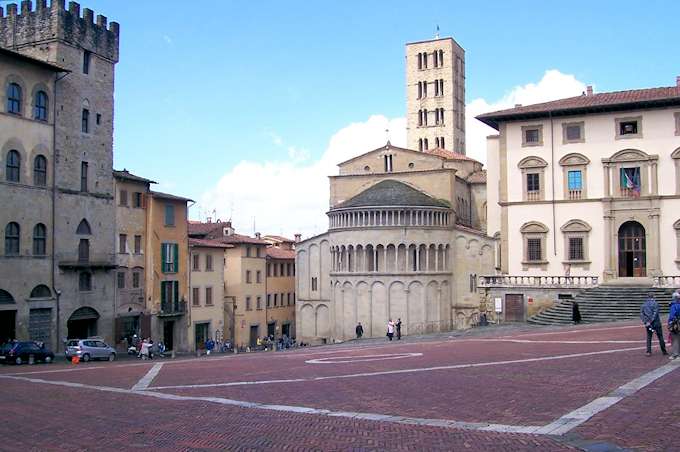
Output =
[{"x1": 505, "y1": 294, "x2": 525, "y2": 322}]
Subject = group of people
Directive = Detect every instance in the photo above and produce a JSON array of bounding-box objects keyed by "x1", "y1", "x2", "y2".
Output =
[
  {"x1": 354, "y1": 319, "x2": 403, "y2": 341},
  {"x1": 641, "y1": 291, "x2": 680, "y2": 359},
  {"x1": 127, "y1": 335, "x2": 165, "y2": 359}
]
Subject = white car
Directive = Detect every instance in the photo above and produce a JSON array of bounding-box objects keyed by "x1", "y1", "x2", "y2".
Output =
[{"x1": 64, "y1": 339, "x2": 116, "y2": 362}]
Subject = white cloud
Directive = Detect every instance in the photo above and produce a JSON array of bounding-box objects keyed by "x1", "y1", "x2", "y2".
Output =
[
  {"x1": 162, "y1": 35, "x2": 173, "y2": 45},
  {"x1": 199, "y1": 70, "x2": 587, "y2": 239},
  {"x1": 465, "y1": 70, "x2": 587, "y2": 163}
]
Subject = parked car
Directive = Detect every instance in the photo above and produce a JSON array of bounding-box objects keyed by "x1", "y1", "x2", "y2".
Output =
[
  {"x1": 64, "y1": 339, "x2": 116, "y2": 362},
  {"x1": 0, "y1": 341, "x2": 55, "y2": 365}
]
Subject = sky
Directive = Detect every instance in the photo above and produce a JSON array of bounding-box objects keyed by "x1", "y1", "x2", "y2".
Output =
[{"x1": 52, "y1": 0, "x2": 680, "y2": 237}]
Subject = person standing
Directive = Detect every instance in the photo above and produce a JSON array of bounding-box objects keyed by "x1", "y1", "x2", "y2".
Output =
[
  {"x1": 668, "y1": 291, "x2": 680, "y2": 360},
  {"x1": 355, "y1": 322, "x2": 364, "y2": 339},
  {"x1": 572, "y1": 301, "x2": 582, "y2": 324},
  {"x1": 386, "y1": 319, "x2": 395, "y2": 341},
  {"x1": 640, "y1": 293, "x2": 668, "y2": 356},
  {"x1": 396, "y1": 318, "x2": 402, "y2": 340}
]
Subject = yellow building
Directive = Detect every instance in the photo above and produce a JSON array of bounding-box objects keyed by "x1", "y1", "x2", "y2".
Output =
[
  {"x1": 263, "y1": 235, "x2": 297, "y2": 339},
  {"x1": 146, "y1": 191, "x2": 193, "y2": 352},
  {"x1": 188, "y1": 238, "x2": 230, "y2": 351}
]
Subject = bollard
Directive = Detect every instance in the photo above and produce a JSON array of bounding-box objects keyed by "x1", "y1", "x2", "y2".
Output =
[
  {"x1": 171, "y1": 350, "x2": 176, "y2": 359},
  {"x1": 196, "y1": 349, "x2": 201, "y2": 358},
  {"x1": 71, "y1": 355, "x2": 80, "y2": 364},
  {"x1": 28, "y1": 354, "x2": 35, "y2": 365},
  {"x1": 234, "y1": 347, "x2": 238, "y2": 355}
]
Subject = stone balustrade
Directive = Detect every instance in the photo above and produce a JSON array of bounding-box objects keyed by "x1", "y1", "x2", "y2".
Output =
[
  {"x1": 478, "y1": 275, "x2": 599, "y2": 288},
  {"x1": 653, "y1": 276, "x2": 680, "y2": 287}
]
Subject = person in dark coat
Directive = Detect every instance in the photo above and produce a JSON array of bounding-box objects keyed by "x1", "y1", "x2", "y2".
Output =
[
  {"x1": 640, "y1": 293, "x2": 668, "y2": 356},
  {"x1": 355, "y1": 322, "x2": 364, "y2": 339},
  {"x1": 668, "y1": 291, "x2": 680, "y2": 360},
  {"x1": 396, "y1": 318, "x2": 402, "y2": 340},
  {"x1": 572, "y1": 301, "x2": 582, "y2": 324}
]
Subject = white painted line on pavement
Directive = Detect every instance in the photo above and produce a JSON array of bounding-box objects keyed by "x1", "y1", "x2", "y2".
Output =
[
  {"x1": 306, "y1": 353, "x2": 423, "y2": 364},
  {"x1": 147, "y1": 346, "x2": 644, "y2": 391},
  {"x1": 469, "y1": 339, "x2": 642, "y2": 344},
  {"x1": 131, "y1": 362, "x2": 164, "y2": 390}
]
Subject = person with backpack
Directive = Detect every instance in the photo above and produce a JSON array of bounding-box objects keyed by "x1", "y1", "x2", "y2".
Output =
[
  {"x1": 668, "y1": 291, "x2": 680, "y2": 360},
  {"x1": 640, "y1": 293, "x2": 668, "y2": 357}
]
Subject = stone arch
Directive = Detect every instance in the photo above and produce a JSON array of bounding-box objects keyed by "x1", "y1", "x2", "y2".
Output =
[
  {"x1": 300, "y1": 303, "x2": 314, "y2": 337},
  {"x1": 388, "y1": 281, "x2": 406, "y2": 333},
  {"x1": 385, "y1": 244, "x2": 396, "y2": 272},
  {"x1": 467, "y1": 239, "x2": 480, "y2": 257},
  {"x1": 561, "y1": 219, "x2": 592, "y2": 233},
  {"x1": 397, "y1": 244, "x2": 407, "y2": 272},
  {"x1": 30, "y1": 284, "x2": 51, "y2": 299},
  {"x1": 427, "y1": 244, "x2": 437, "y2": 271},
  {"x1": 0, "y1": 289, "x2": 15, "y2": 304},
  {"x1": 418, "y1": 244, "x2": 427, "y2": 271},
  {"x1": 375, "y1": 244, "x2": 385, "y2": 272},
  {"x1": 297, "y1": 249, "x2": 308, "y2": 298},
  {"x1": 559, "y1": 153, "x2": 590, "y2": 166},
  {"x1": 440, "y1": 280, "x2": 450, "y2": 327},
  {"x1": 356, "y1": 281, "x2": 371, "y2": 336},
  {"x1": 316, "y1": 304, "x2": 330, "y2": 338},
  {"x1": 407, "y1": 281, "x2": 424, "y2": 335},
  {"x1": 5, "y1": 74, "x2": 27, "y2": 113},
  {"x1": 426, "y1": 281, "x2": 440, "y2": 331},
  {"x1": 67, "y1": 306, "x2": 100, "y2": 339},
  {"x1": 606, "y1": 148, "x2": 652, "y2": 162},
  {"x1": 520, "y1": 221, "x2": 549, "y2": 234},
  {"x1": 371, "y1": 281, "x2": 387, "y2": 337},
  {"x1": 342, "y1": 281, "x2": 354, "y2": 338},
  {"x1": 672, "y1": 147, "x2": 680, "y2": 160},
  {"x1": 517, "y1": 156, "x2": 548, "y2": 169},
  {"x1": 76, "y1": 219, "x2": 92, "y2": 235}
]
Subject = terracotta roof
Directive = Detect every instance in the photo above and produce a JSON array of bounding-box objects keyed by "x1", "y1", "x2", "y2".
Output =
[
  {"x1": 113, "y1": 169, "x2": 157, "y2": 185},
  {"x1": 217, "y1": 233, "x2": 268, "y2": 246},
  {"x1": 189, "y1": 238, "x2": 232, "y2": 249},
  {"x1": 150, "y1": 191, "x2": 194, "y2": 203},
  {"x1": 266, "y1": 247, "x2": 295, "y2": 260},
  {"x1": 264, "y1": 235, "x2": 295, "y2": 243},
  {"x1": 188, "y1": 222, "x2": 230, "y2": 237},
  {"x1": 424, "y1": 147, "x2": 480, "y2": 163},
  {"x1": 477, "y1": 85, "x2": 680, "y2": 129},
  {"x1": 0, "y1": 47, "x2": 69, "y2": 72},
  {"x1": 466, "y1": 170, "x2": 487, "y2": 184},
  {"x1": 334, "y1": 180, "x2": 450, "y2": 209}
]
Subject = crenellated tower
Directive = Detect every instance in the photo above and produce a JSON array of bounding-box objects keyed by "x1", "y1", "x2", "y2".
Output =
[{"x1": 0, "y1": 0, "x2": 120, "y2": 347}]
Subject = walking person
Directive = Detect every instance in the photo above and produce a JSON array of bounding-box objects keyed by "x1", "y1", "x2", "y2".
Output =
[
  {"x1": 355, "y1": 322, "x2": 364, "y2": 339},
  {"x1": 396, "y1": 318, "x2": 402, "y2": 340},
  {"x1": 668, "y1": 291, "x2": 680, "y2": 360},
  {"x1": 640, "y1": 293, "x2": 668, "y2": 356},
  {"x1": 386, "y1": 319, "x2": 395, "y2": 341},
  {"x1": 572, "y1": 301, "x2": 582, "y2": 324}
]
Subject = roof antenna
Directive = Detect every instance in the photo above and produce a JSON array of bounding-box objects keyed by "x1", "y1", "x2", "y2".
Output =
[
  {"x1": 385, "y1": 128, "x2": 391, "y2": 145},
  {"x1": 435, "y1": 24, "x2": 440, "y2": 39}
]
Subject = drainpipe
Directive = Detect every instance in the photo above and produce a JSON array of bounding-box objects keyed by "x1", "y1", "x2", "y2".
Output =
[{"x1": 550, "y1": 111, "x2": 557, "y2": 256}]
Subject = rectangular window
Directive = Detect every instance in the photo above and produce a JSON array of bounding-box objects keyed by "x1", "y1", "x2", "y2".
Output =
[
  {"x1": 568, "y1": 237, "x2": 584, "y2": 261},
  {"x1": 80, "y1": 162, "x2": 88, "y2": 192},
  {"x1": 273, "y1": 264, "x2": 278, "y2": 277},
  {"x1": 192, "y1": 287, "x2": 200, "y2": 306},
  {"x1": 525, "y1": 128, "x2": 539, "y2": 144},
  {"x1": 206, "y1": 254, "x2": 213, "y2": 271},
  {"x1": 527, "y1": 173, "x2": 540, "y2": 193},
  {"x1": 160, "y1": 281, "x2": 179, "y2": 312},
  {"x1": 82, "y1": 108, "x2": 89, "y2": 133},
  {"x1": 117, "y1": 271, "x2": 125, "y2": 289},
  {"x1": 274, "y1": 293, "x2": 278, "y2": 307},
  {"x1": 620, "y1": 167, "x2": 641, "y2": 197},
  {"x1": 162, "y1": 243, "x2": 179, "y2": 273},
  {"x1": 256, "y1": 270, "x2": 261, "y2": 283},
  {"x1": 83, "y1": 50, "x2": 91, "y2": 74},
  {"x1": 567, "y1": 170, "x2": 582, "y2": 190},
  {"x1": 293, "y1": 264, "x2": 295, "y2": 276},
  {"x1": 267, "y1": 294, "x2": 271, "y2": 308},
  {"x1": 256, "y1": 247, "x2": 262, "y2": 258},
  {"x1": 527, "y1": 238, "x2": 542, "y2": 262},
  {"x1": 119, "y1": 190, "x2": 128, "y2": 206},
  {"x1": 118, "y1": 234, "x2": 127, "y2": 253},
  {"x1": 311, "y1": 277, "x2": 318, "y2": 291},
  {"x1": 133, "y1": 192, "x2": 143, "y2": 208},
  {"x1": 267, "y1": 263, "x2": 271, "y2": 277},
  {"x1": 565, "y1": 123, "x2": 583, "y2": 142},
  {"x1": 132, "y1": 271, "x2": 140, "y2": 289},
  {"x1": 205, "y1": 287, "x2": 213, "y2": 306},
  {"x1": 246, "y1": 246, "x2": 251, "y2": 257},
  {"x1": 246, "y1": 296, "x2": 252, "y2": 311},
  {"x1": 164, "y1": 204, "x2": 175, "y2": 226},
  {"x1": 619, "y1": 120, "x2": 638, "y2": 135},
  {"x1": 279, "y1": 263, "x2": 284, "y2": 276},
  {"x1": 192, "y1": 253, "x2": 200, "y2": 271},
  {"x1": 246, "y1": 270, "x2": 251, "y2": 283},
  {"x1": 134, "y1": 235, "x2": 142, "y2": 254},
  {"x1": 287, "y1": 293, "x2": 291, "y2": 306},
  {"x1": 287, "y1": 263, "x2": 292, "y2": 277},
  {"x1": 96, "y1": 113, "x2": 101, "y2": 125},
  {"x1": 256, "y1": 296, "x2": 262, "y2": 310}
]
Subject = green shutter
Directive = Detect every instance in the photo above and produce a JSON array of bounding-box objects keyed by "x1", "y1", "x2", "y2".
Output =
[
  {"x1": 161, "y1": 243, "x2": 167, "y2": 274},
  {"x1": 173, "y1": 281, "x2": 179, "y2": 311},
  {"x1": 173, "y1": 243, "x2": 179, "y2": 273},
  {"x1": 160, "y1": 281, "x2": 167, "y2": 307}
]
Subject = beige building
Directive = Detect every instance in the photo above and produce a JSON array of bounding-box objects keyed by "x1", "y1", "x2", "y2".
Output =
[
  {"x1": 264, "y1": 235, "x2": 297, "y2": 339},
  {"x1": 406, "y1": 36, "x2": 466, "y2": 153},
  {"x1": 478, "y1": 80, "x2": 680, "y2": 319},
  {"x1": 113, "y1": 170, "x2": 155, "y2": 344},
  {"x1": 189, "y1": 238, "x2": 229, "y2": 351},
  {"x1": 296, "y1": 143, "x2": 494, "y2": 343},
  {"x1": 0, "y1": 2, "x2": 120, "y2": 350},
  {"x1": 146, "y1": 191, "x2": 192, "y2": 351}
]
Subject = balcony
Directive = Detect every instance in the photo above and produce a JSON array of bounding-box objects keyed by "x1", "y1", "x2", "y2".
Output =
[
  {"x1": 57, "y1": 252, "x2": 116, "y2": 270},
  {"x1": 526, "y1": 191, "x2": 541, "y2": 201},
  {"x1": 158, "y1": 300, "x2": 187, "y2": 317},
  {"x1": 478, "y1": 275, "x2": 599, "y2": 289},
  {"x1": 620, "y1": 187, "x2": 641, "y2": 198},
  {"x1": 567, "y1": 189, "x2": 582, "y2": 200}
]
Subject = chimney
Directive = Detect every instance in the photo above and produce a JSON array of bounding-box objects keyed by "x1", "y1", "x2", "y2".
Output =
[
  {"x1": 586, "y1": 85, "x2": 593, "y2": 96},
  {"x1": 294, "y1": 233, "x2": 301, "y2": 243},
  {"x1": 206, "y1": 217, "x2": 212, "y2": 224},
  {"x1": 255, "y1": 232, "x2": 261, "y2": 239},
  {"x1": 676, "y1": 76, "x2": 680, "y2": 87},
  {"x1": 223, "y1": 221, "x2": 234, "y2": 236}
]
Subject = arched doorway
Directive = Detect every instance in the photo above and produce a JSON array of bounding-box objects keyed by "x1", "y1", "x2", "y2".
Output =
[
  {"x1": 67, "y1": 307, "x2": 99, "y2": 339},
  {"x1": 618, "y1": 221, "x2": 646, "y2": 277},
  {"x1": 0, "y1": 289, "x2": 17, "y2": 342}
]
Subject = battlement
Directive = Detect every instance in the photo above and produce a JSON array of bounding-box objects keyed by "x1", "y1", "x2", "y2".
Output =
[{"x1": 0, "y1": 0, "x2": 119, "y2": 62}]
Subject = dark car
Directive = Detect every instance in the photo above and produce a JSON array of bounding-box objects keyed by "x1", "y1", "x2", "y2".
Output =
[{"x1": 0, "y1": 341, "x2": 55, "y2": 365}]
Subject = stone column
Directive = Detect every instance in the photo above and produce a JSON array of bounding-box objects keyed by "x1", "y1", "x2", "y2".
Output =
[{"x1": 603, "y1": 163, "x2": 611, "y2": 198}]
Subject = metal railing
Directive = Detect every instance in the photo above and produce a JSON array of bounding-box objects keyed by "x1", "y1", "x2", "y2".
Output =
[
  {"x1": 159, "y1": 300, "x2": 187, "y2": 316},
  {"x1": 478, "y1": 275, "x2": 599, "y2": 288}
]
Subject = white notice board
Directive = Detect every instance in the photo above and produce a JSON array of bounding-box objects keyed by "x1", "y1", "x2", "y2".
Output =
[{"x1": 494, "y1": 297, "x2": 503, "y2": 313}]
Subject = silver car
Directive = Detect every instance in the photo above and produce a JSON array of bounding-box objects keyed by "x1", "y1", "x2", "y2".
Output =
[{"x1": 65, "y1": 339, "x2": 116, "y2": 362}]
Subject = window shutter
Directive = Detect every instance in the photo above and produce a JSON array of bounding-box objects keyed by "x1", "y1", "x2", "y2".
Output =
[
  {"x1": 141, "y1": 193, "x2": 147, "y2": 209},
  {"x1": 160, "y1": 281, "x2": 166, "y2": 306},
  {"x1": 173, "y1": 281, "x2": 179, "y2": 310},
  {"x1": 173, "y1": 243, "x2": 179, "y2": 273},
  {"x1": 161, "y1": 243, "x2": 167, "y2": 273}
]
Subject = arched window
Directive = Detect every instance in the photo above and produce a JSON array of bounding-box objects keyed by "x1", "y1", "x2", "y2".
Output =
[
  {"x1": 76, "y1": 219, "x2": 91, "y2": 235},
  {"x1": 0, "y1": 289, "x2": 15, "y2": 304},
  {"x1": 418, "y1": 139, "x2": 423, "y2": 152},
  {"x1": 7, "y1": 83, "x2": 22, "y2": 114},
  {"x1": 33, "y1": 223, "x2": 47, "y2": 255},
  {"x1": 30, "y1": 284, "x2": 51, "y2": 298},
  {"x1": 424, "y1": 138, "x2": 429, "y2": 150},
  {"x1": 34, "y1": 90, "x2": 48, "y2": 121},
  {"x1": 6, "y1": 150, "x2": 20, "y2": 183},
  {"x1": 5, "y1": 222, "x2": 20, "y2": 256},
  {"x1": 34, "y1": 155, "x2": 47, "y2": 186}
]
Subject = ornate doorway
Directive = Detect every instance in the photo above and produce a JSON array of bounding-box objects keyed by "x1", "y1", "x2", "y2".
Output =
[{"x1": 618, "y1": 221, "x2": 646, "y2": 277}]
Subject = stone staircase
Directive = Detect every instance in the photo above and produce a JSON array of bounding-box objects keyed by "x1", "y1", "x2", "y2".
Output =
[{"x1": 528, "y1": 285, "x2": 675, "y2": 325}]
